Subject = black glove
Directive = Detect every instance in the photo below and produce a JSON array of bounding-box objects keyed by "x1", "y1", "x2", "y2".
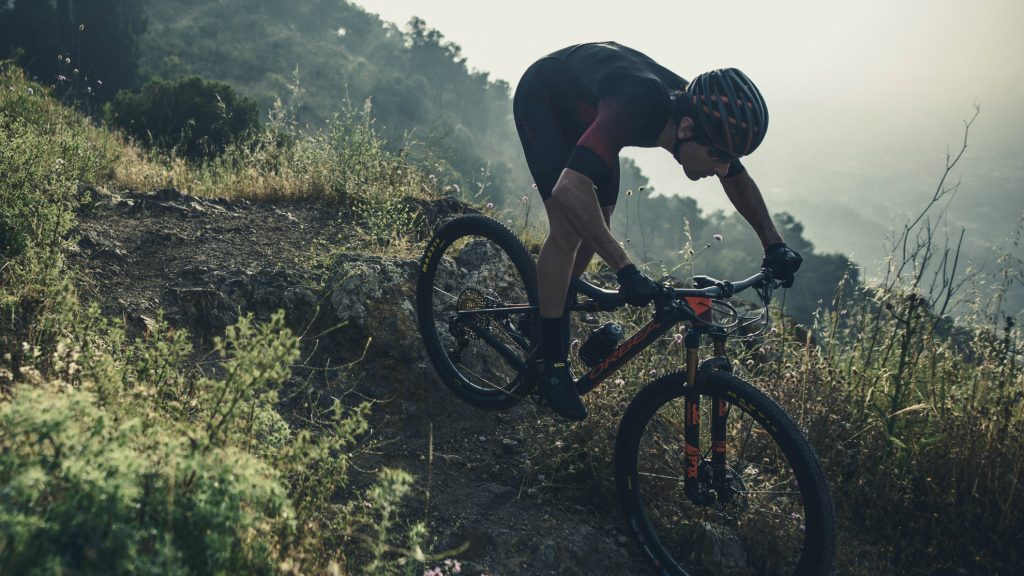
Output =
[
  {"x1": 762, "y1": 243, "x2": 802, "y2": 288},
  {"x1": 617, "y1": 264, "x2": 660, "y2": 307}
]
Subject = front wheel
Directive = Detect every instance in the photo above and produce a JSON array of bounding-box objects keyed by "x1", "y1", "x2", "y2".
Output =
[
  {"x1": 615, "y1": 371, "x2": 836, "y2": 575},
  {"x1": 416, "y1": 215, "x2": 538, "y2": 409}
]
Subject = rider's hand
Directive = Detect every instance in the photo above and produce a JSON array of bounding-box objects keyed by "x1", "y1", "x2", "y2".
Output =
[
  {"x1": 617, "y1": 264, "x2": 660, "y2": 307},
  {"x1": 762, "y1": 243, "x2": 802, "y2": 288}
]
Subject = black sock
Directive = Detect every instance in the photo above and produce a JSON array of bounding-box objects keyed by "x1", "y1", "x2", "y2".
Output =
[
  {"x1": 539, "y1": 316, "x2": 567, "y2": 362},
  {"x1": 562, "y1": 288, "x2": 575, "y2": 354}
]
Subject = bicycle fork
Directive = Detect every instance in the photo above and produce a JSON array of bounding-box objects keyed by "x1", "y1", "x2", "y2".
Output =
[{"x1": 683, "y1": 331, "x2": 731, "y2": 506}]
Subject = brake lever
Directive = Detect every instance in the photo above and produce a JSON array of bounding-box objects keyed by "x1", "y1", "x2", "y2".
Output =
[{"x1": 692, "y1": 275, "x2": 717, "y2": 289}]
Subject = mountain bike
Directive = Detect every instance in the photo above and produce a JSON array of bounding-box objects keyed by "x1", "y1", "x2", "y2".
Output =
[{"x1": 416, "y1": 213, "x2": 836, "y2": 575}]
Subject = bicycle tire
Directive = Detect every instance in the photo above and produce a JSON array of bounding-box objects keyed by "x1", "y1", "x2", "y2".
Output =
[
  {"x1": 416, "y1": 214, "x2": 538, "y2": 409},
  {"x1": 615, "y1": 370, "x2": 836, "y2": 575}
]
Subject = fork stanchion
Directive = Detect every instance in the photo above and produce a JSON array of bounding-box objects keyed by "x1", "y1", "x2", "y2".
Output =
[
  {"x1": 710, "y1": 334, "x2": 730, "y2": 494},
  {"x1": 683, "y1": 330, "x2": 710, "y2": 504}
]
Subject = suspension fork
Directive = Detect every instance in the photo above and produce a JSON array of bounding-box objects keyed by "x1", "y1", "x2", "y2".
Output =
[
  {"x1": 710, "y1": 335, "x2": 731, "y2": 497},
  {"x1": 683, "y1": 331, "x2": 730, "y2": 504},
  {"x1": 683, "y1": 330, "x2": 707, "y2": 504}
]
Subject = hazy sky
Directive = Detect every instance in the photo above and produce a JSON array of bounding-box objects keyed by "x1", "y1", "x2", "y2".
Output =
[{"x1": 354, "y1": 0, "x2": 1024, "y2": 264}]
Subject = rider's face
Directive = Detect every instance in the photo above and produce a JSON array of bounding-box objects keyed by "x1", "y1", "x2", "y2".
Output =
[{"x1": 676, "y1": 139, "x2": 731, "y2": 181}]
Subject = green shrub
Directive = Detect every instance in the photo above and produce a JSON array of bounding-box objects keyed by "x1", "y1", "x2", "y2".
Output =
[
  {"x1": 105, "y1": 76, "x2": 260, "y2": 160},
  {"x1": 0, "y1": 383, "x2": 293, "y2": 575},
  {"x1": 0, "y1": 64, "x2": 117, "y2": 264}
]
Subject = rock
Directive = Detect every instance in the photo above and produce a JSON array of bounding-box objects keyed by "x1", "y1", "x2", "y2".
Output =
[
  {"x1": 329, "y1": 254, "x2": 421, "y2": 362},
  {"x1": 480, "y1": 483, "x2": 514, "y2": 509},
  {"x1": 500, "y1": 438, "x2": 519, "y2": 455},
  {"x1": 172, "y1": 287, "x2": 238, "y2": 332}
]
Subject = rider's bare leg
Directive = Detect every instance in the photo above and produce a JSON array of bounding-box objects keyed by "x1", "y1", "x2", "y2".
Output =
[
  {"x1": 570, "y1": 206, "x2": 615, "y2": 278},
  {"x1": 538, "y1": 199, "x2": 582, "y2": 320}
]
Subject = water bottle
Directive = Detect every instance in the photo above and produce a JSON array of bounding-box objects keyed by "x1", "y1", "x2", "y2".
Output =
[{"x1": 579, "y1": 323, "x2": 624, "y2": 367}]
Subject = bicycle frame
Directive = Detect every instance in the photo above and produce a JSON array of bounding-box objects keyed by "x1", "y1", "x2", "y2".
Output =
[
  {"x1": 568, "y1": 276, "x2": 743, "y2": 505},
  {"x1": 452, "y1": 272, "x2": 770, "y2": 505}
]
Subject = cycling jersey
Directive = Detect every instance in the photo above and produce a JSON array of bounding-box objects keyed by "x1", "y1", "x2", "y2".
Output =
[{"x1": 514, "y1": 42, "x2": 744, "y2": 207}]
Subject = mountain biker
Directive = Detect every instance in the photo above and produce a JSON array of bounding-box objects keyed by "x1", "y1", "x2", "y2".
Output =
[{"x1": 513, "y1": 41, "x2": 802, "y2": 421}]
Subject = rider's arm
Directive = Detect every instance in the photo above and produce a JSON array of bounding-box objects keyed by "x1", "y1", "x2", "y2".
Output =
[
  {"x1": 719, "y1": 170, "x2": 784, "y2": 249},
  {"x1": 550, "y1": 168, "x2": 632, "y2": 272}
]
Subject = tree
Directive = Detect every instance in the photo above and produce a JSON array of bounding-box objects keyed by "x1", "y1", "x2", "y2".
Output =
[
  {"x1": 0, "y1": 0, "x2": 63, "y2": 84},
  {"x1": 106, "y1": 76, "x2": 260, "y2": 161},
  {"x1": 0, "y1": 0, "x2": 146, "y2": 103},
  {"x1": 69, "y1": 0, "x2": 147, "y2": 99}
]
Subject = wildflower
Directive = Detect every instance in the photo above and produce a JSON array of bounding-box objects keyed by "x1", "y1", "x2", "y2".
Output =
[
  {"x1": 713, "y1": 234, "x2": 723, "y2": 242},
  {"x1": 614, "y1": 378, "x2": 625, "y2": 386},
  {"x1": 673, "y1": 333, "x2": 684, "y2": 344}
]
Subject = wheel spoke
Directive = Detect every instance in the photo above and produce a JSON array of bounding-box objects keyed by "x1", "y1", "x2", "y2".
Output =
[{"x1": 618, "y1": 373, "x2": 834, "y2": 574}]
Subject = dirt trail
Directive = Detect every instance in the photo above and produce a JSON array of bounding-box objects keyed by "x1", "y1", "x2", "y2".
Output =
[{"x1": 70, "y1": 187, "x2": 651, "y2": 576}]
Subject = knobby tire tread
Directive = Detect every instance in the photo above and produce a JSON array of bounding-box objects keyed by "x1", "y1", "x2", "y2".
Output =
[{"x1": 416, "y1": 214, "x2": 537, "y2": 409}]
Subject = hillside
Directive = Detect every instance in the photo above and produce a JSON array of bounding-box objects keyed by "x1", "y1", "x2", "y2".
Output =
[
  {"x1": 132, "y1": 0, "x2": 855, "y2": 324},
  {"x1": 67, "y1": 185, "x2": 654, "y2": 575},
  {"x1": 2, "y1": 8, "x2": 1023, "y2": 575}
]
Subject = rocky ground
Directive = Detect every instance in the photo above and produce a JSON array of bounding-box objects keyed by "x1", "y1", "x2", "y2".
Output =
[{"x1": 69, "y1": 187, "x2": 652, "y2": 576}]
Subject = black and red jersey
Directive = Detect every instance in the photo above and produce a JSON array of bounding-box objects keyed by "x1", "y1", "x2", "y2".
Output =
[
  {"x1": 514, "y1": 42, "x2": 742, "y2": 206},
  {"x1": 545, "y1": 42, "x2": 686, "y2": 166}
]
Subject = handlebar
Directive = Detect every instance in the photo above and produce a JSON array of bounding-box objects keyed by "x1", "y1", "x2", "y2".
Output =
[
  {"x1": 674, "y1": 271, "x2": 770, "y2": 299},
  {"x1": 569, "y1": 269, "x2": 777, "y2": 336},
  {"x1": 571, "y1": 269, "x2": 775, "y2": 309}
]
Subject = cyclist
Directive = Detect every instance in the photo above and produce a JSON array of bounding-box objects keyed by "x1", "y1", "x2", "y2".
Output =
[{"x1": 513, "y1": 41, "x2": 802, "y2": 421}]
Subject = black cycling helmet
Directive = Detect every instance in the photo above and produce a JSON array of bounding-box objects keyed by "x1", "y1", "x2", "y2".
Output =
[{"x1": 679, "y1": 68, "x2": 769, "y2": 160}]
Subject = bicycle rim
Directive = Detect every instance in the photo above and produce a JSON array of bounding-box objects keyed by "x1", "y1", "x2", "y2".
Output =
[
  {"x1": 416, "y1": 215, "x2": 538, "y2": 408},
  {"x1": 616, "y1": 371, "x2": 835, "y2": 576}
]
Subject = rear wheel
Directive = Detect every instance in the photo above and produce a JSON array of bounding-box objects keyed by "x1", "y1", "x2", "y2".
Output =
[
  {"x1": 416, "y1": 215, "x2": 538, "y2": 409},
  {"x1": 615, "y1": 371, "x2": 835, "y2": 575}
]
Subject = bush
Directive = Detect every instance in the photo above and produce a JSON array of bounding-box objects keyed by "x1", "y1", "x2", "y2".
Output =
[
  {"x1": 105, "y1": 76, "x2": 260, "y2": 160},
  {"x1": 0, "y1": 385, "x2": 291, "y2": 575}
]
